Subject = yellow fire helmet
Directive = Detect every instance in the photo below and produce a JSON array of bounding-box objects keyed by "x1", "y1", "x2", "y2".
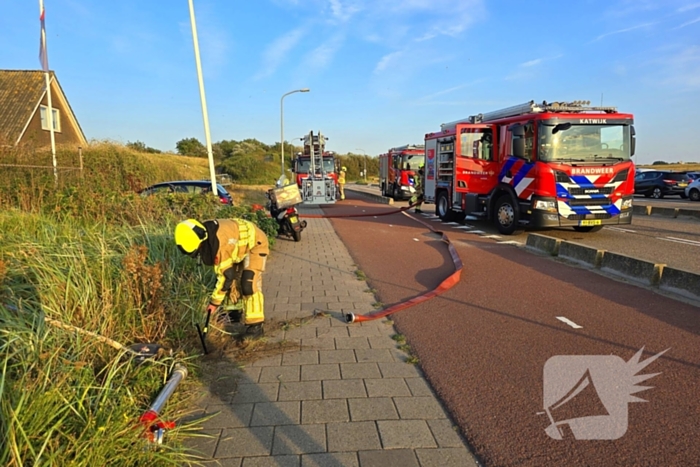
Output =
[
  {"x1": 174, "y1": 219, "x2": 208, "y2": 256},
  {"x1": 341, "y1": 166, "x2": 347, "y2": 171}
]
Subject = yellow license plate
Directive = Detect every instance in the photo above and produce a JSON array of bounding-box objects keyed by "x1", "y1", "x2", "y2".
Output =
[
  {"x1": 679, "y1": 183, "x2": 687, "y2": 187},
  {"x1": 289, "y1": 216, "x2": 298, "y2": 223},
  {"x1": 579, "y1": 220, "x2": 602, "y2": 226}
]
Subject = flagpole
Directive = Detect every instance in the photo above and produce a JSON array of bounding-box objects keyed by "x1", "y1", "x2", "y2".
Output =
[
  {"x1": 187, "y1": 0, "x2": 217, "y2": 195},
  {"x1": 39, "y1": 0, "x2": 57, "y2": 183}
]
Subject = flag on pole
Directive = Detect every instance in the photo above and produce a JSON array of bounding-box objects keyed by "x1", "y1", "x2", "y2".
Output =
[{"x1": 39, "y1": 5, "x2": 49, "y2": 72}]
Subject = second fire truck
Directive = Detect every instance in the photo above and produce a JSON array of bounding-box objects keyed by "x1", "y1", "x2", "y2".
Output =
[
  {"x1": 422, "y1": 100, "x2": 636, "y2": 235},
  {"x1": 379, "y1": 144, "x2": 425, "y2": 201}
]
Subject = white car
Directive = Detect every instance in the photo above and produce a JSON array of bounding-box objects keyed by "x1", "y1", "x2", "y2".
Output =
[{"x1": 685, "y1": 180, "x2": 700, "y2": 201}]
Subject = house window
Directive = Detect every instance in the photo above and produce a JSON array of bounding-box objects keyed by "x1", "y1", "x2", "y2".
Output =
[{"x1": 40, "y1": 105, "x2": 61, "y2": 132}]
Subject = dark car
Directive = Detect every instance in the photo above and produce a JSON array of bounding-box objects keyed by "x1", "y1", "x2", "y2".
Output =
[
  {"x1": 634, "y1": 171, "x2": 692, "y2": 199},
  {"x1": 139, "y1": 180, "x2": 233, "y2": 205}
]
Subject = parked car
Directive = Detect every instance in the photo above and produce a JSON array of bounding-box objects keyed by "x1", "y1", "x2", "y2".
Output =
[
  {"x1": 139, "y1": 180, "x2": 233, "y2": 205},
  {"x1": 684, "y1": 171, "x2": 700, "y2": 181},
  {"x1": 634, "y1": 171, "x2": 692, "y2": 199},
  {"x1": 685, "y1": 179, "x2": 700, "y2": 202}
]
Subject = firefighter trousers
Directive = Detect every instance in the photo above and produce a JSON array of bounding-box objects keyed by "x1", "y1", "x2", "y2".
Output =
[{"x1": 226, "y1": 228, "x2": 269, "y2": 325}]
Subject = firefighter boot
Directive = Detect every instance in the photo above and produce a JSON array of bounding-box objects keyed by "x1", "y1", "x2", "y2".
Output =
[{"x1": 244, "y1": 322, "x2": 264, "y2": 339}]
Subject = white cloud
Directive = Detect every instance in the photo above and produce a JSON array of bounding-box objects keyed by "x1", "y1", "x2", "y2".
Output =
[
  {"x1": 300, "y1": 34, "x2": 345, "y2": 73},
  {"x1": 673, "y1": 15, "x2": 700, "y2": 28},
  {"x1": 590, "y1": 22, "x2": 656, "y2": 42},
  {"x1": 677, "y1": 2, "x2": 700, "y2": 12},
  {"x1": 417, "y1": 80, "x2": 483, "y2": 102},
  {"x1": 255, "y1": 27, "x2": 307, "y2": 79},
  {"x1": 374, "y1": 50, "x2": 404, "y2": 73},
  {"x1": 659, "y1": 45, "x2": 700, "y2": 88}
]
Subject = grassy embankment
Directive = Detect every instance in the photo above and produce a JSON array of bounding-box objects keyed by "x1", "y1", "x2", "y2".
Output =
[
  {"x1": 0, "y1": 143, "x2": 273, "y2": 466},
  {"x1": 637, "y1": 163, "x2": 700, "y2": 171}
]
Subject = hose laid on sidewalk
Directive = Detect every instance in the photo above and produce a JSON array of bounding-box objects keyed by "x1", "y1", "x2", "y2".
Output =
[
  {"x1": 288, "y1": 193, "x2": 463, "y2": 323},
  {"x1": 345, "y1": 211, "x2": 463, "y2": 323}
]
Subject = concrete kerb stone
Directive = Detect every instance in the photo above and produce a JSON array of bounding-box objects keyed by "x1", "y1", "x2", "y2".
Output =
[
  {"x1": 525, "y1": 233, "x2": 561, "y2": 256},
  {"x1": 344, "y1": 186, "x2": 394, "y2": 205},
  {"x1": 600, "y1": 251, "x2": 665, "y2": 286},
  {"x1": 558, "y1": 241, "x2": 606, "y2": 269},
  {"x1": 658, "y1": 266, "x2": 700, "y2": 300}
]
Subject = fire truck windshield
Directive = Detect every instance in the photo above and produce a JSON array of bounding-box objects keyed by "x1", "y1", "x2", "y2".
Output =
[
  {"x1": 401, "y1": 154, "x2": 424, "y2": 170},
  {"x1": 538, "y1": 123, "x2": 631, "y2": 163},
  {"x1": 296, "y1": 158, "x2": 335, "y2": 173}
]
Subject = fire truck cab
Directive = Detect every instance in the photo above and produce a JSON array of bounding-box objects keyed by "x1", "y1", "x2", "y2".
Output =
[
  {"x1": 379, "y1": 145, "x2": 425, "y2": 201},
  {"x1": 423, "y1": 100, "x2": 636, "y2": 235}
]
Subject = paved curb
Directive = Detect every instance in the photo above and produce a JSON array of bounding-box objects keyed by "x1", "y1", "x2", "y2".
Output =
[
  {"x1": 633, "y1": 204, "x2": 700, "y2": 220},
  {"x1": 526, "y1": 233, "x2": 700, "y2": 301},
  {"x1": 345, "y1": 187, "x2": 394, "y2": 205}
]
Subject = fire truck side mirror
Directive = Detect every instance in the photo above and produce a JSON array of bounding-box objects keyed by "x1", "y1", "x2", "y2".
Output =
[{"x1": 630, "y1": 125, "x2": 636, "y2": 156}]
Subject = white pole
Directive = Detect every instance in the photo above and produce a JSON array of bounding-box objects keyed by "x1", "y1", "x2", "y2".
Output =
[
  {"x1": 280, "y1": 89, "x2": 310, "y2": 180},
  {"x1": 187, "y1": 0, "x2": 217, "y2": 195},
  {"x1": 39, "y1": 0, "x2": 57, "y2": 183}
]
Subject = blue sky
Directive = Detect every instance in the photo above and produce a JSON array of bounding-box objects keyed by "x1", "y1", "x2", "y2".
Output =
[{"x1": 1, "y1": 0, "x2": 699, "y2": 163}]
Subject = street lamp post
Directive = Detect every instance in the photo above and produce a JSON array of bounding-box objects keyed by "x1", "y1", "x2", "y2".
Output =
[
  {"x1": 281, "y1": 89, "x2": 310, "y2": 179},
  {"x1": 356, "y1": 148, "x2": 367, "y2": 182}
]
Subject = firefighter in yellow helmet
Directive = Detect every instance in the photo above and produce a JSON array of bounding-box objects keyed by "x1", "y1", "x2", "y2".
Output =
[
  {"x1": 337, "y1": 166, "x2": 347, "y2": 200},
  {"x1": 174, "y1": 218, "x2": 269, "y2": 338}
]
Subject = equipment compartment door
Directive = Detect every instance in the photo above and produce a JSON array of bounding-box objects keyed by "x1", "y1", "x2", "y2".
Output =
[{"x1": 455, "y1": 124, "x2": 499, "y2": 196}]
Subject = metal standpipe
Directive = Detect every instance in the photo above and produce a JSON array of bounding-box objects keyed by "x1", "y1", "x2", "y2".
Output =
[{"x1": 139, "y1": 363, "x2": 188, "y2": 444}]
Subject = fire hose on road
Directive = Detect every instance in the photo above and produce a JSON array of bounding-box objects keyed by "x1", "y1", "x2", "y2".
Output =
[{"x1": 300, "y1": 199, "x2": 464, "y2": 324}]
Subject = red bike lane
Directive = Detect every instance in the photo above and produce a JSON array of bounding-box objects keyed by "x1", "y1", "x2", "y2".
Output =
[{"x1": 322, "y1": 194, "x2": 700, "y2": 467}]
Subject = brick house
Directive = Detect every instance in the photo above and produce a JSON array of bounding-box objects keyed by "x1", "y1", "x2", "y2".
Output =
[{"x1": 0, "y1": 70, "x2": 87, "y2": 148}]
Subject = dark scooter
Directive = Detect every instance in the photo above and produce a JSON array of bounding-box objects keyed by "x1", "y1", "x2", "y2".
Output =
[{"x1": 266, "y1": 189, "x2": 307, "y2": 242}]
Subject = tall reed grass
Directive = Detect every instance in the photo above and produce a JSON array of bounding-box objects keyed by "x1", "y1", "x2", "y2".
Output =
[{"x1": 0, "y1": 143, "x2": 276, "y2": 465}]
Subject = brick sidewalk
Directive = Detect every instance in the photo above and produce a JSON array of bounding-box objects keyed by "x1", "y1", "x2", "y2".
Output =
[{"x1": 184, "y1": 208, "x2": 479, "y2": 467}]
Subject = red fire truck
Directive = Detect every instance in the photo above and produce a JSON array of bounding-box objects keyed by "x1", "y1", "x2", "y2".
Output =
[
  {"x1": 379, "y1": 144, "x2": 425, "y2": 200},
  {"x1": 293, "y1": 152, "x2": 338, "y2": 188},
  {"x1": 423, "y1": 100, "x2": 636, "y2": 235}
]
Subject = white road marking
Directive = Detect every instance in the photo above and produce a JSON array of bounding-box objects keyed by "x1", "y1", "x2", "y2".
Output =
[
  {"x1": 446, "y1": 222, "x2": 460, "y2": 225},
  {"x1": 556, "y1": 316, "x2": 583, "y2": 329},
  {"x1": 431, "y1": 219, "x2": 443, "y2": 222},
  {"x1": 455, "y1": 225, "x2": 473, "y2": 230},
  {"x1": 498, "y1": 240, "x2": 524, "y2": 245},
  {"x1": 658, "y1": 237, "x2": 700, "y2": 247},
  {"x1": 666, "y1": 236, "x2": 700, "y2": 245},
  {"x1": 482, "y1": 235, "x2": 502, "y2": 239},
  {"x1": 413, "y1": 238, "x2": 420, "y2": 242},
  {"x1": 606, "y1": 226, "x2": 636, "y2": 233},
  {"x1": 467, "y1": 230, "x2": 486, "y2": 234},
  {"x1": 466, "y1": 215, "x2": 479, "y2": 220}
]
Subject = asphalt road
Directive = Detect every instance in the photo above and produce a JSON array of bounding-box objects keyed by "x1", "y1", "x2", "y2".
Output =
[
  {"x1": 322, "y1": 193, "x2": 700, "y2": 467},
  {"x1": 632, "y1": 195, "x2": 700, "y2": 209},
  {"x1": 348, "y1": 185, "x2": 700, "y2": 275}
]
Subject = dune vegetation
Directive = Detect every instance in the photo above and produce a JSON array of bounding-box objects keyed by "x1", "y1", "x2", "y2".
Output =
[{"x1": 0, "y1": 142, "x2": 276, "y2": 466}]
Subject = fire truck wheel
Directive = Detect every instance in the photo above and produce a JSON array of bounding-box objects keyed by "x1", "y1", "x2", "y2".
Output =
[
  {"x1": 392, "y1": 184, "x2": 402, "y2": 201},
  {"x1": 494, "y1": 194, "x2": 521, "y2": 235},
  {"x1": 436, "y1": 191, "x2": 456, "y2": 221}
]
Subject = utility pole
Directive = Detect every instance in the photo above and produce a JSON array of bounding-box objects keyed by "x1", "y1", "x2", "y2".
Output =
[{"x1": 187, "y1": 0, "x2": 217, "y2": 194}]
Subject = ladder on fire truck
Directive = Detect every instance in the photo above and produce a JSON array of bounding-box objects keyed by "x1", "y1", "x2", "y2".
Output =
[
  {"x1": 300, "y1": 131, "x2": 337, "y2": 205},
  {"x1": 440, "y1": 100, "x2": 619, "y2": 130}
]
